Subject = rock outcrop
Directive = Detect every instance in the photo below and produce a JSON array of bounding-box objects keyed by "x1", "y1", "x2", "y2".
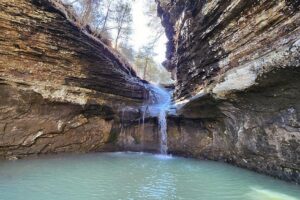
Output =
[
  {"x1": 1, "y1": 0, "x2": 300, "y2": 185},
  {"x1": 156, "y1": 0, "x2": 300, "y2": 183},
  {"x1": 0, "y1": 0, "x2": 148, "y2": 159}
]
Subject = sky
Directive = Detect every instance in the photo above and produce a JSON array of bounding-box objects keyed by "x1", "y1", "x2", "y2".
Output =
[{"x1": 130, "y1": 0, "x2": 167, "y2": 65}]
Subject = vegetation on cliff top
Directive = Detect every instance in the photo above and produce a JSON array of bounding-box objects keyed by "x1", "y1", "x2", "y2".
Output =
[{"x1": 57, "y1": 0, "x2": 172, "y2": 84}]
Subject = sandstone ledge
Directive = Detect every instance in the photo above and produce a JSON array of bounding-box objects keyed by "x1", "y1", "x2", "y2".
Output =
[{"x1": 0, "y1": 0, "x2": 148, "y2": 159}]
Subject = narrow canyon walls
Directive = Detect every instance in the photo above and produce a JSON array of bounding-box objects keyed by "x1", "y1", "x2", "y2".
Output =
[{"x1": 1, "y1": 0, "x2": 300, "y2": 184}]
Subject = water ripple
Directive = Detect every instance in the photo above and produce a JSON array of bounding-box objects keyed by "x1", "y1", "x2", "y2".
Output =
[{"x1": 0, "y1": 152, "x2": 299, "y2": 200}]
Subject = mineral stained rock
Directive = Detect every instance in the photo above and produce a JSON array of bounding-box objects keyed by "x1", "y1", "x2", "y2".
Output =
[
  {"x1": 156, "y1": 0, "x2": 300, "y2": 183},
  {"x1": 0, "y1": 0, "x2": 148, "y2": 158}
]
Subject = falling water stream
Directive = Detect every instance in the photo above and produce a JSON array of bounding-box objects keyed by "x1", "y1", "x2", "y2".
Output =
[
  {"x1": 158, "y1": 110, "x2": 168, "y2": 154},
  {"x1": 142, "y1": 84, "x2": 172, "y2": 154}
]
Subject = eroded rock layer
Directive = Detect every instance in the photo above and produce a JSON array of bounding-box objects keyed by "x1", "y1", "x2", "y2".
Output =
[
  {"x1": 158, "y1": 0, "x2": 299, "y2": 99},
  {"x1": 0, "y1": 0, "x2": 148, "y2": 158},
  {"x1": 157, "y1": 0, "x2": 300, "y2": 183}
]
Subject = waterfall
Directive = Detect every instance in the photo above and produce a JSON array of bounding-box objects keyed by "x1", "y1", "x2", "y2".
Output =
[
  {"x1": 142, "y1": 84, "x2": 172, "y2": 154},
  {"x1": 158, "y1": 110, "x2": 168, "y2": 154}
]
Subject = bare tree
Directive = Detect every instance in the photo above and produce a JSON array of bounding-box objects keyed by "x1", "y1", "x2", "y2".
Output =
[
  {"x1": 145, "y1": 0, "x2": 165, "y2": 46},
  {"x1": 135, "y1": 44, "x2": 156, "y2": 79},
  {"x1": 100, "y1": 0, "x2": 113, "y2": 32},
  {"x1": 112, "y1": 2, "x2": 132, "y2": 48}
]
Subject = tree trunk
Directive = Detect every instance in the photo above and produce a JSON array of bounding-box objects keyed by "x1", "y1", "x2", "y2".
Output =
[
  {"x1": 143, "y1": 58, "x2": 149, "y2": 80},
  {"x1": 101, "y1": 0, "x2": 112, "y2": 32},
  {"x1": 114, "y1": 5, "x2": 129, "y2": 49}
]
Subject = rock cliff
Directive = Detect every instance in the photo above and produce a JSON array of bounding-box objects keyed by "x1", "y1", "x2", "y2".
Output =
[
  {"x1": 156, "y1": 0, "x2": 300, "y2": 183},
  {"x1": 1, "y1": 0, "x2": 300, "y2": 184},
  {"x1": 0, "y1": 0, "x2": 148, "y2": 159}
]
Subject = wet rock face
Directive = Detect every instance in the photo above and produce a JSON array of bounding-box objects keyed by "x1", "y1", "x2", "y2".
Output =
[
  {"x1": 115, "y1": 118, "x2": 161, "y2": 153},
  {"x1": 157, "y1": 0, "x2": 300, "y2": 183},
  {"x1": 0, "y1": 0, "x2": 148, "y2": 158}
]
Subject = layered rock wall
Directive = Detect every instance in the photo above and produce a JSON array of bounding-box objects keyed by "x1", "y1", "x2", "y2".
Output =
[
  {"x1": 157, "y1": 0, "x2": 300, "y2": 183},
  {"x1": 158, "y1": 0, "x2": 299, "y2": 99},
  {"x1": 1, "y1": 0, "x2": 300, "y2": 184},
  {"x1": 0, "y1": 0, "x2": 148, "y2": 159}
]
